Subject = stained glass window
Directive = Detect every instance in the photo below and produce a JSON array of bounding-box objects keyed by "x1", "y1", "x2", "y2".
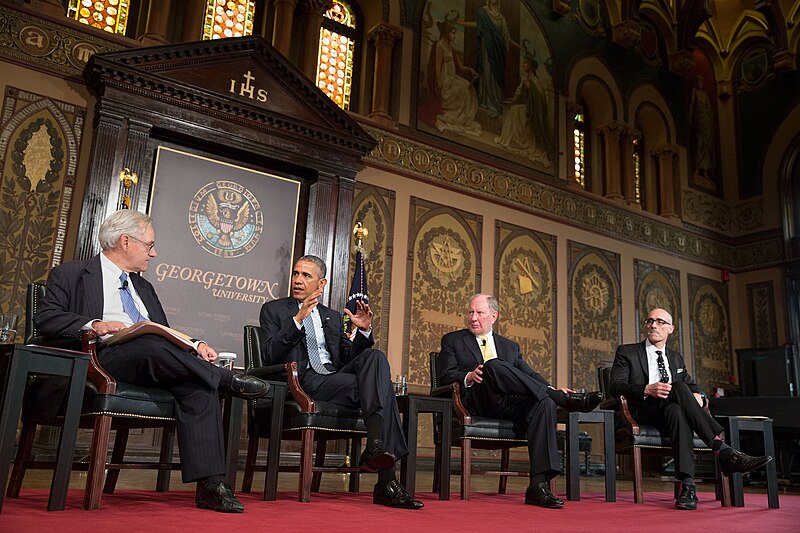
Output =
[
  {"x1": 316, "y1": 0, "x2": 357, "y2": 110},
  {"x1": 633, "y1": 137, "x2": 643, "y2": 205},
  {"x1": 573, "y1": 112, "x2": 586, "y2": 189},
  {"x1": 67, "y1": 0, "x2": 130, "y2": 34},
  {"x1": 203, "y1": 0, "x2": 255, "y2": 40}
]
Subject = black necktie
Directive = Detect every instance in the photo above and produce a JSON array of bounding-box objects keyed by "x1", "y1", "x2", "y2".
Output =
[{"x1": 656, "y1": 350, "x2": 669, "y2": 383}]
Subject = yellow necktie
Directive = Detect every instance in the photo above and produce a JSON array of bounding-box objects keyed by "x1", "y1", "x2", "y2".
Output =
[{"x1": 480, "y1": 336, "x2": 495, "y2": 362}]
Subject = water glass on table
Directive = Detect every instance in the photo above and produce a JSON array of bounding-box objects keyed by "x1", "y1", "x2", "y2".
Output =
[
  {"x1": 0, "y1": 313, "x2": 18, "y2": 343},
  {"x1": 216, "y1": 352, "x2": 237, "y2": 370}
]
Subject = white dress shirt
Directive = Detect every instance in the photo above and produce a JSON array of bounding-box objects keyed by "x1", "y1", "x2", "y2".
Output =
[{"x1": 645, "y1": 339, "x2": 672, "y2": 384}]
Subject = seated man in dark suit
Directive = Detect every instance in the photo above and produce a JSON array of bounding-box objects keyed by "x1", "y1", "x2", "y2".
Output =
[
  {"x1": 438, "y1": 293, "x2": 602, "y2": 508},
  {"x1": 259, "y1": 254, "x2": 422, "y2": 510},
  {"x1": 610, "y1": 307, "x2": 772, "y2": 510},
  {"x1": 35, "y1": 209, "x2": 269, "y2": 513}
]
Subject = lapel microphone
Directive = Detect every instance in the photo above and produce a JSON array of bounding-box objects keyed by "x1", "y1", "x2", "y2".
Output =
[{"x1": 120, "y1": 279, "x2": 128, "y2": 290}]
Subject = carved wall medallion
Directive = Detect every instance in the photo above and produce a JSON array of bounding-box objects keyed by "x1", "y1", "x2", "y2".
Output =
[{"x1": 688, "y1": 274, "x2": 732, "y2": 390}]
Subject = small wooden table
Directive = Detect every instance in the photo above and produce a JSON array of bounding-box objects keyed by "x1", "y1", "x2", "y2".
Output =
[
  {"x1": 222, "y1": 380, "x2": 286, "y2": 500},
  {"x1": 557, "y1": 408, "x2": 616, "y2": 502},
  {"x1": 0, "y1": 344, "x2": 90, "y2": 512},
  {"x1": 396, "y1": 394, "x2": 452, "y2": 500}
]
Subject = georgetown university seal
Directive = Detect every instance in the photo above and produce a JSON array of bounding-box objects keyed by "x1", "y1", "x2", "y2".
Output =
[{"x1": 188, "y1": 180, "x2": 264, "y2": 258}]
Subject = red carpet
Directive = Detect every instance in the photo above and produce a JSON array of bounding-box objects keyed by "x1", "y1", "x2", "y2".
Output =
[{"x1": 0, "y1": 489, "x2": 797, "y2": 532}]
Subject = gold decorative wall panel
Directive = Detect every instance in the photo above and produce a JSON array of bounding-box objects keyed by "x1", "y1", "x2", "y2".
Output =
[
  {"x1": 746, "y1": 281, "x2": 777, "y2": 348},
  {"x1": 0, "y1": 87, "x2": 84, "y2": 339},
  {"x1": 494, "y1": 221, "x2": 556, "y2": 382},
  {"x1": 688, "y1": 274, "x2": 732, "y2": 390},
  {"x1": 568, "y1": 241, "x2": 621, "y2": 387},
  {"x1": 404, "y1": 197, "x2": 481, "y2": 390},
  {"x1": 349, "y1": 183, "x2": 395, "y2": 355},
  {"x1": 634, "y1": 259, "x2": 682, "y2": 353}
]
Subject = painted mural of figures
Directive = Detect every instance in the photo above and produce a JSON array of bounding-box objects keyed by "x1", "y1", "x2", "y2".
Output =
[
  {"x1": 424, "y1": 17, "x2": 482, "y2": 136},
  {"x1": 460, "y1": 0, "x2": 519, "y2": 119},
  {"x1": 689, "y1": 75, "x2": 717, "y2": 180},
  {"x1": 493, "y1": 51, "x2": 554, "y2": 167}
]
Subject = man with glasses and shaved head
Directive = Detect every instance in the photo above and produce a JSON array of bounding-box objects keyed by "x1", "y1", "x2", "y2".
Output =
[{"x1": 610, "y1": 307, "x2": 772, "y2": 510}]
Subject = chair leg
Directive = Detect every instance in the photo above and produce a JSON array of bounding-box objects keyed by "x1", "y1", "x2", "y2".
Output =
[
  {"x1": 6, "y1": 419, "x2": 37, "y2": 498},
  {"x1": 298, "y1": 428, "x2": 314, "y2": 502},
  {"x1": 499, "y1": 448, "x2": 510, "y2": 494},
  {"x1": 155, "y1": 426, "x2": 174, "y2": 492},
  {"x1": 348, "y1": 437, "x2": 361, "y2": 493},
  {"x1": 241, "y1": 436, "x2": 260, "y2": 493},
  {"x1": 719, "y1": 470, "x2": 731, "y2": 507},
  {"x1": 461, "y1": 439, "x2": 472, "y2": 500},
  {"x1": 103, "y1": 428, "x2": 129, "y2": 494},
  {"x1": 312, "y1": 438, "x2": 327, "y2": 493},
  {"x1": 632, "y1": 447, "x2": 644, "y2": 504},
  {"x1": 673, "y1": 480, "x2": 681, "y2": 498},
  {"x1": 84, "y1": 415, "x2": 113, "y2": 510}
]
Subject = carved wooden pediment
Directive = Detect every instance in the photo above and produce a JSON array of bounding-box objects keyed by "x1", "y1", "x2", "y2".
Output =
[{"x1": 83, "y1": 36, "x2": 375, "y2": 177}]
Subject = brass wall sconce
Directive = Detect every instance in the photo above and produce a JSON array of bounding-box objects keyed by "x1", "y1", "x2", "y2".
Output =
[{"x1": 119, "y1": 168, "x2": 138, "y2": 209}]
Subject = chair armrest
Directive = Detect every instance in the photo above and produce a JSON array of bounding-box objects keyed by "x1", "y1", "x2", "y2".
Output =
[
  {"x1": 80, "y1": 330, "x2": 117, "y2": 395},
  {"x1": 447, "y1": 382, "x2": 472, "y2": 425},
  {"x1": 247, "y1": 364, "x2": 285, "y2": 379},
  {"x1": 285, "y1": 361, "x2": 314, "y2": 412},
  {"x1": 618, "y1": 395, "x2": 640, "y2": 436}
]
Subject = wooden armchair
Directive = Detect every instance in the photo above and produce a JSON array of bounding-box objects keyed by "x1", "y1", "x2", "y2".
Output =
[
  {"x1": 597, "y1": 364, "x2": 731, "y2": 505},
  {"x1": 240, "y1": 324, "x2": 366, "y2": 502},
  {"x1": 429, "y1": 352, "x2": 532, "y2": 500},
  {"x1": 7, "y1": 283, "x2": 178, "y2": 510}
]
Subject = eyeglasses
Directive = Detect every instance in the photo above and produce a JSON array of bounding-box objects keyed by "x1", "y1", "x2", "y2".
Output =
[
  {"x1": 128, "y1": 235, "x2": 156, "y2": 252},
  {"x1": 644, "y1": 318, "x2": 672, "y2": 327}
]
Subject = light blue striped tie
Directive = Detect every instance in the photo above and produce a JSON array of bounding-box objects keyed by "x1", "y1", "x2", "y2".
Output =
[
  {"x1": 119, "y1": 272, "x2": 144, "y2": 323},
  {"x1": 302, "y1": 314, "x2": 332, "y2": 374}
]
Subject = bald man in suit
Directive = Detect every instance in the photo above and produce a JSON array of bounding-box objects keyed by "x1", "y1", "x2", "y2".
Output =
[{"x1": 610, "y1": 307, "x2": 772, "y2": 510}]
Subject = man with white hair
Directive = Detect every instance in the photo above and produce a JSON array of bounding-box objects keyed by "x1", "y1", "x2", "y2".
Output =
[{"x1": 36, "y1": 209, "x2": 269, "y2": 513}]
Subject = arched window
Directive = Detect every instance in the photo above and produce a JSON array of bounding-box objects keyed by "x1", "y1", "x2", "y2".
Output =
[
  {"x1": 573, "y1": 111, "x2": 588, "y2": 189},
  {"x1": 633, "y1": 137, "x2": 643, "y2": 205},
  {"x1": 203, "y1": 0, "x2": 256, "y2": 40},
  {"x1": 315, "y1": 0, "x2": 357, "y2": 110},
  {"x1": 67, "y1": 0, "x2": 130, "y2": 34}
]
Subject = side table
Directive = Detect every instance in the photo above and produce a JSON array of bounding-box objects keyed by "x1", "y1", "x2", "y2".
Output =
[
  {"x1": 715, "y1": 415, "x2": 779, "y2": 509},
  {"x1": 557, "y1": 408, "x2": 616, "y2": 502},
  {"x1": 222, "y1": 380, "x2": 286, "y2": 501},
  {"x1": 0, "y1": 344, "x2": 90, "y2": 512},
  {"x1": 396, "y1": 394, "x2": 452, "y2": 500}
]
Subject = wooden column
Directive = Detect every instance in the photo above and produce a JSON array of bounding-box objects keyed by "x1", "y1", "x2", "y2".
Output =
[
  {"x1": 298, "y1": 0, "x2": 333, "y2": 80},
  {"x1": 272, "y1": 0, "x2": 299, "y2": 57},
  {"x1": 138, "y1": 0, "x2": 172, "y2": 45},
  {"x1": 598, "y1": 122, "x2": 625, "y2": 200},
  {"x1": 653, "y1": 145, "x2": 680, "y2": 219},
  {"x1": 180, "y1": 0, "x2": 206, "y2": 42},
  {"x1": 367, "y1": 23, "x2": 403, "y2": 124},
  {"x1": 620, "y1": 126, "x2": 641, "y2": 206}
]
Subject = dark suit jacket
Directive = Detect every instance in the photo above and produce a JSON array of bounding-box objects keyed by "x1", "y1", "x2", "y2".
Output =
[
  {"x1": 35, "y1": 255, "x2": 169, "y2": 340},
  {"x1": 610, "y1": 341, "x2": 702, "y2": 406},
  {"x1": 259, "y1": 296, "x2": 373, "y2": 374},
  {"x1": 438, "y1": 329, "x2": 549, "y2": 396}
]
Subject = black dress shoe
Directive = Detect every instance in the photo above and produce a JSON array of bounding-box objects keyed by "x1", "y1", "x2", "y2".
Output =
[
  {"x1": 675, "y1": 485, "x2": 697, "y2": 510},
  {"x1": 720, "y1": 449, "x2": 773, "y2": 477},
  {"x1": 562, "y1": 391, "x2": 603, "y2": 413},
  {"x1": 359, "y1": 438, "x2": 396, "y2": 472},
  {"x1": 373, "y1": 480, "x2": 424, "y2": 510},
  {"x1": 196, "y1": 481, "x2": 244, "y2": 513},
  {"x1": 525, "y1": 482, "x2": 564, "y2": 509},
  {"x1": 226, "y1": 374, "x2": 270, "y2": 399}
]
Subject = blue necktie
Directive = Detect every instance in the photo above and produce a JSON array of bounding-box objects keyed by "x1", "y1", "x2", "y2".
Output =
[
  {"x1": 302, "y1": 314, "x2": 332, "y2": 375},
  {"x1": 119, "y1": 272, "x2": 144, "y2": 323}
]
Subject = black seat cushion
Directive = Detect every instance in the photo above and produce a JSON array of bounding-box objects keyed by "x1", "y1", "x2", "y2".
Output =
[
  {"x1": 616, "y1": 424, "x2": 707, "y2": 450},
  {"x1": 453, "y1": 415, "x2": 527, "y2": 442}
]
